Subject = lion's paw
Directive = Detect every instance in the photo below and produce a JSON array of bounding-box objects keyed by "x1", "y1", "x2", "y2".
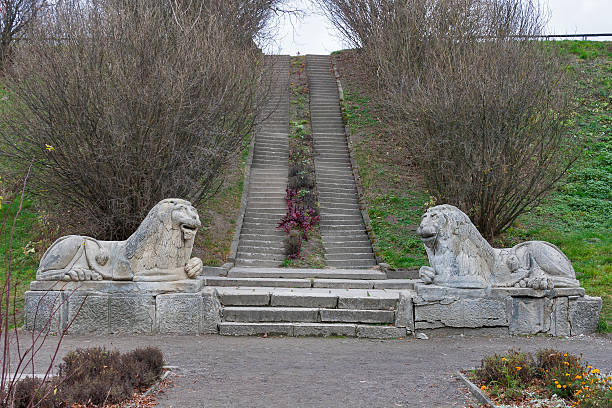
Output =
[
  {"x1": 63, "y1": 268, "x2": 103, "y2": 281},
  {"x1": 185, "y1": 257, "x2": 203, "y2": 279},
  {"x1": 514, "y1": 276, "x2": 553, "y2": 290},
  {"x1": 419, "y1": 266, "x2": 435, "y2": 284}
]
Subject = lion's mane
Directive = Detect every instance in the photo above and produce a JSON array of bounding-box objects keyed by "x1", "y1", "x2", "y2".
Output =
[
  {"x1": 125, "y1": 199, "x2": 192, "y2": 271},
  {"x1": 426, "y1": 204, "x2": 496, "y2": 280}
]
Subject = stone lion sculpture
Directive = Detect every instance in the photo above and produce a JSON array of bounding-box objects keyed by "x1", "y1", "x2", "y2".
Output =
[
  {"x1": 417, "y1": 204, "x2": 580, "y2": 289},
  {"x1": 37, "y1": 199, "x2": 203, "y2": 282}
]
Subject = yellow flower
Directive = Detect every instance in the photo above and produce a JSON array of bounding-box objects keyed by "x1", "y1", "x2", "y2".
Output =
[
  {"x1": 555, "y1": 380, "x2": 559, "y2": 384},
  {"x1": 480, "y1": 385, "x2": 487, "y2": 391},
  {"x1": 557, "y1": 384, "x2": 562, "y2": 389},
  {"x1": 501, "y1": 357, "x2": 507, "y2": 362},
  {"x1": 515, "y1": 366, "x2": 522, "y2": 371},
  {"x1": 591, "y1": 369, "x2": 600, "y2": 374},
  {"x1": 563, "y1": 385, "x2": 567, "y2": 389},
  {"x1": 564, "y1": 361, "x2": 570, "y2": 366},
  {"x1": 576, "y1": 375, "x2": 582, "y2": 380},
  {"x1": 563, "y1": 353, "x2": 568, "y2": 357},
  {"x1": 45, "y1": 144, "x2": 55, "y2": 151}
]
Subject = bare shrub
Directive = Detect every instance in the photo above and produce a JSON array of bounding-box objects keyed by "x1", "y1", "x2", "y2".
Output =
[
  {"x1": 321, "y1": 0, "x2": 579, "y2": 239},
  {"x1": 1, "y1": 0, "x2": 273, "y2": 240},
  {"x1": 0, "y1": 0, "x2": 46, "y2": 69}
]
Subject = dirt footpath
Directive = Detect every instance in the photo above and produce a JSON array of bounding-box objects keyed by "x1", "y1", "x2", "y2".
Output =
[{"x1": 10, "y1": 332, "x2": 612, "y2": 408}]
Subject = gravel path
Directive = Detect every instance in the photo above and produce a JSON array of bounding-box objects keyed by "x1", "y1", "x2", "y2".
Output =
[{"x1": 8, "y1": 332, "x2": 611, "y2": 407}]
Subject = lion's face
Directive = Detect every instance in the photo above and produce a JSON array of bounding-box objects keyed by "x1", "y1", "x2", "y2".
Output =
[
  {"x1": 167, "y1": 200, "x2": 201, "y2": 241},
  {"x1": 417, "y1": 209, "x2": 445, "y2": 247}
]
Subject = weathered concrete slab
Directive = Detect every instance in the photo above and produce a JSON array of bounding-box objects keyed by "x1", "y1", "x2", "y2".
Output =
[
  {"x1": 271, "y1": 292, "x2": 338, "y2": 308},
  {"x1": 569, "y1": 296, "x2": 602, "y2": 336},
  {"x1": 229, "y1": 267, "x2": 386, "y2": 280},
  {"x1": 217, "y1": 288, "x2": 271, "y2": 306},
  {"x1": 337, "y1": 293, "x2": 398, "y2": 310},
  {"x1": 67, "y1": 294, "x2": 109, "y2": 334},
  {"x1": 395, "y1": 292, "x2": 415, "y2": 330},
  {"x1": 219, "y1": 322, "x2": 294, "y2": 336},
  {"x1": 201, "y1": 288, "x2": 221, "y2": 334},
  {"x1": 30, "y1": 279, "x2": 203, "y2": 294},
  {"x1": 109, "y1": 295, "x2": 155, "y2": 334},
  {"x1": 206, "y1": 277, "x2": 312, "y2": 288},
  {"x1": 156, "y1": 293, "x2": 202, "y2": 334},
  {"x1": 312, "y1": 279, "x2": 374, "y2": 289},
  {"x1": 24, "y1": 291, "x2": 64, "y2": 333},
  {"x1": 356, "y1": 325, "x2": 407, "y2": 339},
  {"x1": 415, "y1": 298, "x2": 507, "y2": 329},
  {"x1": 293, "y1": 323, "x2": 356, "y2": 337},
  {"x1": 508, "y1": 297, "x2": 552, "y2": 335},
  {"x1": 320, "y1": 309, "x2": 394, "y2": 324},
  {"x1": 223, "y1": 307, "x2": 319, "y2": 323}
]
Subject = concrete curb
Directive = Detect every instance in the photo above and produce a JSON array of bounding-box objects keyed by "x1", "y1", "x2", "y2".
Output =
[
  {"x1": 330, "y1": 56, "x2": 381, "y2": 266},
  {"x1": 229, "y1": 127, "x2": 257, "y2": 264},
  {"x1": 456, "y1": 370, "x2": 497, "y2": 408}
]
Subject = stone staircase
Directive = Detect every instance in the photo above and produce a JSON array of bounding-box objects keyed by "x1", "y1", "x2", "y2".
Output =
[
  {"x1": 205, "y1": 267, "x2": 418, "y2": 338},
  {"x1": 235, "y1": 55, "x2": 290, "y2": 268},
  {"x1": 221, "y1": 55, "x2": 399, "y2": 338},
  {"x1": 306, "y1": 55, "x2": 377, "y2": 269}
]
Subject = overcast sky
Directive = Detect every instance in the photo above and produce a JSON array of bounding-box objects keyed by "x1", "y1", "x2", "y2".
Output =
[{"x1": 265, "y1": 0, "x2": 612, "y2": 55}]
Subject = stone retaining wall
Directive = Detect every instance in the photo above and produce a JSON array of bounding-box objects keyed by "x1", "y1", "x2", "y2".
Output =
[
  {"x1": 24, "y1": 280, "x2": 601, "y2": 337},
  {"x1": 24, "y1": 280, "x2": 220, "y2": 335}
]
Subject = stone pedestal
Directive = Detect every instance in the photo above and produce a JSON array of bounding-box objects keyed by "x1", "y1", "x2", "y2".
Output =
[
  {"x1": 24, "y1": 280, "x2": 221, "y2": 335},
  {"x1": 411, "y1": 284, "x2": 601, "y2": 336}
]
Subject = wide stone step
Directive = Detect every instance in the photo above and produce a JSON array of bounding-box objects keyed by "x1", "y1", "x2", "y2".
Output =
[
  {"x1": 326, "y1": 259, "x2": 377, "y2": 268},
  {"x1": 228, "y1": 267, "x2": 385, "y2": 280},
  {"x1": 325, "y1": 246, "x2": 373, "y2": 254},
  {"x1": 237, "y1": 246, "x2": 285, "y2": 255},
  {"x1": 322, "y1": 238, "x2": 371, "y2": 246},
  {"x1": 325, "y1": 253, "x2": 374, "y2": 261},
  {"x1": 223, "y1": 307, "x2": 319, "y2": 323},
  {"x1": 216, "y1": 287, "x2": 399, "y2": 309},
  {"x1": 234, "y1": 259, "x2": 283, "y2": 268},
  {"x1": 236, "y1": 252, "x2": 285, "y2": 261},
  {"x1": 206, "y1": 276, "x2": 417, "y2": 290},
  {"x1": 219, "y1": 322, "x2": 408, "y2": 338},
  {"x1": 222, "y1": 306, "x2": 395, "y2": 324}
]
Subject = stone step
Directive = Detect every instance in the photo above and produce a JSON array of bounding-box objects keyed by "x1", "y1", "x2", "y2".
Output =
[
  {"x1": 325, "y1": 253, "x2": 374, "y2": 261},
  {"x1": 322, "y1": 239, "x2": 371, "y2": 246},
  {"x1": 237, "y1": 246, "x2": 285, "y2": 255},
  {"x1": 325, "y1": 246, "x2": 373, "y2": 254},
  {"x1": 216, "y1": 287, "x2": 399, "y2": 309},
  {"x1": 207, "y1": 277, "x2": 417, "y2": 290},
  {"x1": 236, "y1": 252, "x2": 285, "y2": 261},
  {"x1": 219, "y1": 322, "x2": 408, "y2": 338},
  {"x1": 228, "y1": 267, "x2": 386, "y2": 280},
  {"x1": 326, "y1": 259, "x2": 377, "y2": 268},
  {"x1": 222, "y1": 306, "x2": 394, "y2": 324},
  {"x1": 234, "y1": 259, "x2": 283, "y2": 268}
]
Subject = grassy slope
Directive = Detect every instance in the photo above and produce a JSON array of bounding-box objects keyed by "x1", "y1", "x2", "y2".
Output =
[{"x1": 334, "y1": 41, "x2": 611, "y2": 330}]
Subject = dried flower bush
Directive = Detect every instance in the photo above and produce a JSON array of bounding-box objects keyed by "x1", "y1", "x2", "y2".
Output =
[
  {"x1": 1, "y1": 0, "x2": 274, "y2": 240},
  {"x1": 317, "y1": 0, "x2": 580, "y2": 240}
]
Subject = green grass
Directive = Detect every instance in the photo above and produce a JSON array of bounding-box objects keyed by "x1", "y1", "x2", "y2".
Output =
[
  {"x1": 342, "y1": 90, "x2": 429, "y2": 269},
  {"x1": 336, "y1": 41, "x2": 611, "y2": 330}
]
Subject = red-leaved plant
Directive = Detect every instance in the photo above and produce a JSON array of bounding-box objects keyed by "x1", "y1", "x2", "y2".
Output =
[{"x1": 277, "y1": 188, "x2": 320, "y2": 259}]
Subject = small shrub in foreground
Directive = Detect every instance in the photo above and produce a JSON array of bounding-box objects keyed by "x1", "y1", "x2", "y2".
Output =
[
  {"x1": 472, "y1": 349, "x2": 612, "y2": 407},
  {"x1": 57, "y1": 346, "x2": 164, "y2": 406}
]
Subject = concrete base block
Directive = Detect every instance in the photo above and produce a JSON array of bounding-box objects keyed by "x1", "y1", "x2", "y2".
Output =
[
  {"x1": 201, "y1": 288, "x2": 221, "y2": 334},
  {"x1": 219, "y1": 322, "x2": 294, "y2": 336},
  {"x1": 110, "y1": 295, "x2": 155, "y2": 334},
  {"x1": 24, "y1": 291, "x2": 63, "y2": 333},
  {"x1": 67, "y1": 295, "x2": 109, "y2": 334},
  {"x1": 569, "y1": 296, "x2": 602, "y2": 336},
  {"x1": 356, "y1": 325, "x2": 407, "y2": 339},
  {"x1": 394, "y1": 292, "x2": 414, "y2": 330},
  {"x1": 320, "y1": 309, "x2": 394, "y2": 324},
  {"x1": 293, "y1": 323, "x2": 356, "y2": 337},
  {"x1": 156, "y1": 293, "x2": 202, "y2": 334}
]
